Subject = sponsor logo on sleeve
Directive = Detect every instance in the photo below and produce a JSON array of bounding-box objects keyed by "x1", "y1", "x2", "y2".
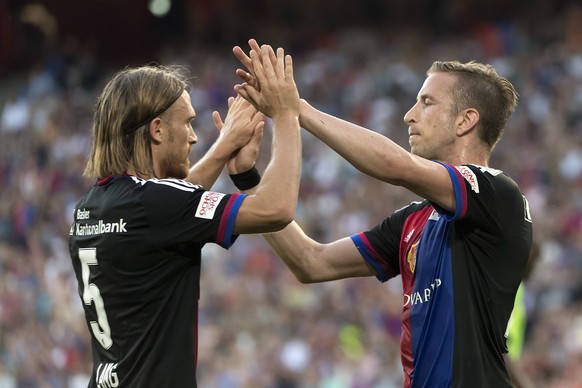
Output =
[
  {"x1": 455, "y1": 166, "x2": 479, "y2": 193},
  {"x1": 196, "y1": 191, "x2": 225, "y2": 220}
]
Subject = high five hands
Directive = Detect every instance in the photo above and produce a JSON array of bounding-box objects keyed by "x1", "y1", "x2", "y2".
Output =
[{"x1": 233, "y1": 42, "x2": 299, "y2": 120}]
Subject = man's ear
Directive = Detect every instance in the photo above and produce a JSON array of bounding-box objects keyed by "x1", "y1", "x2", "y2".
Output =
[
  {"x1": 149, "y1": 117, "x2": 163, "y2": 144},
  {"x1": 456, "y1": 108, "x2": 479, "y2": 137}
]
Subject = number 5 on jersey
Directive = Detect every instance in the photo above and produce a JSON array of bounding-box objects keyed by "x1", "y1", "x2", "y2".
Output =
[{"x1": 79, "y1": 248, "x2": 113, "y2": 349}]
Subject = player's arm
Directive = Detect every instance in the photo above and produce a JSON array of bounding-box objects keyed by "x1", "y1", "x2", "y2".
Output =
[
  {"x1": 298, "y1": 100, "x2": 455, "y2": 212},
  {"x1": 263, "y1": 221, "x2": 376, "y2": 282},
  {"x1": 234, "y1": 39, "x2": 455, "y2": 212},
  {"x1": 186, "y1": 96, "x2": 264, "y2": 189},
  {"x1": 232, "y1": 46, "x2": 302, "y2": 234}
]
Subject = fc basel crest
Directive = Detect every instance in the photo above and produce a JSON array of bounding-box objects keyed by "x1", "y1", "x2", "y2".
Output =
[{"x1": 407, "y1": 241, "x2": 419, "y2": 273}]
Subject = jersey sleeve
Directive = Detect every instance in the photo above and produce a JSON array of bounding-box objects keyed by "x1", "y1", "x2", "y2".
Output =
[
  {"x1": 350, "y1": 205, "x2": 413, "y2": 282},
  {"x1": 142, "y1": 179, "x2": 247, "y2": 249},
  {"x1": 435, "y1": 163, "x2": 531, "y2": 234}
]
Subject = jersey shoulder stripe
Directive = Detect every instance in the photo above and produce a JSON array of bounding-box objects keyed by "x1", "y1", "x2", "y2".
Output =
[
  {"x1": 351, "y1": 232, "x2": 398, "y2": 281},
  {"x1": 130, "y1": 176, "x2": 203, "y2": 192},
  {"x1": 435, "y1": 162, "x2": 468, "y2": 221},
  {"x1": 216, "y1": 193, "x2": 246, "y2": 248}
]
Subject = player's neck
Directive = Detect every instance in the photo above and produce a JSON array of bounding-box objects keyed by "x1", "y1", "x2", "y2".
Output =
[
  {"x1": 448, "y1": 143, "x2": 489, "y2": 167},
  {"x1": 125, "y1": 168, "x2": 156, "y2": 180}
]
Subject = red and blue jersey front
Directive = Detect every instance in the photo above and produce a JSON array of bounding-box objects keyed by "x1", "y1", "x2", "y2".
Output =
[{"x1": 351, "y1": 163, "x2": 532, "y2": 387}]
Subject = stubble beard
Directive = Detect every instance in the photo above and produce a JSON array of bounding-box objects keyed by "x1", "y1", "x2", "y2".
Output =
[{"x1": 160, "y1": 150, "x2": 190, "y2": 179}]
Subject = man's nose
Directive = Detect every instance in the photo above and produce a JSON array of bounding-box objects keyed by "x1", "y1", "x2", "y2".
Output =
[{"x1": 403, "y1": 106, "x2": 415, "y2": 124}]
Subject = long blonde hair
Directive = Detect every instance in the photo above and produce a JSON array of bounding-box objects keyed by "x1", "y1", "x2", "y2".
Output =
[{"x1": 84, "y1": 64, "x2": 188, "y2": 178}]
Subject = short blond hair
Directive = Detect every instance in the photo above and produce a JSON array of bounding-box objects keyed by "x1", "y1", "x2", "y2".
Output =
[
  {"x1": 428, "y1": 61, "x2": 518, "y2": 149},
  {"x1": 84, "y1": 64, "x2": 188, "y2": 178}
]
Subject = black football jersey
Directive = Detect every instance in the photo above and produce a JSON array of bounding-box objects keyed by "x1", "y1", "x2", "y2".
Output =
[
  {"x1": 351, "y1": 164, "x2": 533, "y2": 387},
  {"x1": 69, "y1": 175, "x2": 246, "y2": 387}
]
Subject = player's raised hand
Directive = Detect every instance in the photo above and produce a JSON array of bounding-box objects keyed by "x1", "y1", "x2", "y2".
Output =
[
  {"x1": 234, "y1": 45, "x2": 299, "y2": 121},
  {"x1": 233, "y1": 39, "x2": 276, "y2": 91},
  {"x1": 226, "y1": 123, "x2": 263, "y2": 175},
  {"x1": 212, "y1": 95, "x2": 265, "y2": 157}
]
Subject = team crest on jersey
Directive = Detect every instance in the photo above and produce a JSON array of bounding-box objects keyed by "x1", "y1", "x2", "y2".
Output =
[
  {"x1": 455, "y1": 166, "x2": 479, "y2": 193},
  {"x1": 407, "y1": 241, "x2": 418, "y2": 273},
  {"x1": 428, "y1": 209, "x2": 440, "y2": 221},
  {"x1": 196, "y1": 191, "x2": 225, "y2": 219}
]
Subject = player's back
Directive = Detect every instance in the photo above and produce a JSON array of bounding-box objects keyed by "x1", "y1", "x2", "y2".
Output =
[{"x1": 69, "y1": 176, "x2": 202, "y2": 387}]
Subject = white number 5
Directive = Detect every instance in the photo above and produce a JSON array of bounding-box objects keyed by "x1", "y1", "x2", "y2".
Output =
[{"x1": 79, "y1": 248, "x2": 113, "y2": 349}]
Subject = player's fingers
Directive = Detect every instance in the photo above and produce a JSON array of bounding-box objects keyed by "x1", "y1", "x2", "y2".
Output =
[
  {"x1": 236, "y1": 69, "x2": 260, "y2": 92},
  {"x1": 242, "y1": 82, "x2": 261, "y2": 103},
  {"x1": 235, "y1": 98, "x2": 258, "y2": 118},
  {"x1": 276, "y1": 48, "x2": 285, "y2": 79},
  {"x1": 235, "y1": 82, "x2": 261, "y2": 107},
  {"x1": 251, "y1": 39, "x2": 277, "y2": 73},
  {"x1": 251, "y1": 122, "x2": 264, "y2": 145},
  {"x1": 233, "y1": 46, "x2": 253, "y2": 74},
  {"x1": 260, "y1": 45, "x2": 276, "y2": 79},
  {"x1": 248, "y1": 39, "x2": 261, "y2": 58},
  {"x1": 251, "y1": 49, "x2": 269, "y2": 88},
  {"x1": 234, "y1": 84, "x2": 250, "y2": 101},
  {"x1": 269, "y1": 46, "x2": 277, "y2": 67},
  {"x1": 236, "y1": 69, "x2": 252, "y2": 82},
  {"x1": 249, "y1": 109, "x2": 265, "y2": 127},
  {"x1": 252, "y1": 40, "x2": 276, "y2": 67},
  {"x1": 285, "y1": 54, "x2": 294, "y2": 82},
  {"x1": 226, "y1": 95, "x2": 243, "y2": 115},
  {"x1": 212, "y1": 111, "x2": 223, "y2": 131}
]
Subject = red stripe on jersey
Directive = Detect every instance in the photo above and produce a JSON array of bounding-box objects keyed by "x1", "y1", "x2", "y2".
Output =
[
  {"x1": 398, "y1": 206, "x2": 433, "y2": 387},
  {"x1": 217, "y1": 193, "x2": 240, "y2": 245}
]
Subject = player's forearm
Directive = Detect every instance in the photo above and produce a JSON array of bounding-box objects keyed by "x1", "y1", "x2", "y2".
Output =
[
  {"x1": 236, "y1": 113, "x2": 301, "y2": 233},
  {"x1": 299, "y1": 99, "x2": 411, "y2": 183},
  {"x1": 186, "y1": 140, "x2": 232, "y2": 188},
  {"x1": 254, "y1": 114, "x2": 301, "y2": 224},
  {"x1": 263, "y1": 221, "x2": 320, "y2": 283}
]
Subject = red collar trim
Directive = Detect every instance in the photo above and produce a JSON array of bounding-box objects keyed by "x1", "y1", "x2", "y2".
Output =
[
  {"x1": 97, "y1": 173, "x2": 132, "y2": 186},
  {"x1": 97, "y1": 176, "x2": 113, "y2": 186}
]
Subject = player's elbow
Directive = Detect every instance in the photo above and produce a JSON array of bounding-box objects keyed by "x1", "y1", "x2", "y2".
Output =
[
  {"x1": 288, "y1": 267, "x2": 318, "y2": 284},
  {"x1": 278, "y1": 208, "x2": 295, "y2": 228},
  {"x1": 286, "y1": 252, "x2": 323, "y2": 284},
  {"x1": 294, "y1": 272, "x2": 319, "y2": 284},
  {"x1": 261, "y1": 206, "x2": 294, "y2": 232}
]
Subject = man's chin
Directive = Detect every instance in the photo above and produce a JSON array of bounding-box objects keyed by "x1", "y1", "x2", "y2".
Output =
[
  {"x1": 410, "y1": 147, "x2": 431, "y2": 160},
  {"x1": 176, "y1": 162, "x2": 190, "y2": 180}
]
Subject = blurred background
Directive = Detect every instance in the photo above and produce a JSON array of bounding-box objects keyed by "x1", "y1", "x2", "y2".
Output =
[{"x1": 1, "y1": 0, "x2": 582, "y2": 386}]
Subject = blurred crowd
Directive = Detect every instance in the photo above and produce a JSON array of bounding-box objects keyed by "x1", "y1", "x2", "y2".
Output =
[{"x1": 1, "y1": 1, "x2": 582, "y2": 387}]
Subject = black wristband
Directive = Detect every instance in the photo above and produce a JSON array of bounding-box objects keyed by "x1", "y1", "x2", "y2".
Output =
[{"x1": 229, "y1": 166, "x2": 261, "y2": 190}]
